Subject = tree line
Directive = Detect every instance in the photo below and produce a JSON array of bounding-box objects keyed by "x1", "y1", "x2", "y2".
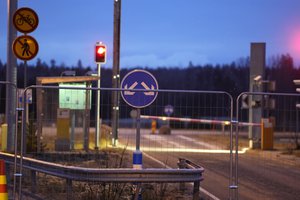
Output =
[
  {"x1": 1, "y1": 54, "x2": 299, "y2": 94},
  {"x1": 1, "y1": 54, "x2": 300, "y2": 131}
]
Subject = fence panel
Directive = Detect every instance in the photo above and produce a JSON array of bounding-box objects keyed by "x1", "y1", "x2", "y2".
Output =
[
  {"x1": 235, "y1": 92, "x2": 300, "y2": 200},
  {"x1": 8, "y1": 85, "x2": 234, "y2": 199}
]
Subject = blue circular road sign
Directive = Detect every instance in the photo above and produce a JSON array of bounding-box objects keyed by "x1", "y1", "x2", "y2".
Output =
[{"x1": 121, "y1": 69, "x2": 159, "y2": 108}]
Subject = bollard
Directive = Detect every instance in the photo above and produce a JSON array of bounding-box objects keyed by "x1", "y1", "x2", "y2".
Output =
[
  {"x1": 133, "y1": 151, "x2": 143, "y2": 199},
  {"x1": 1, "y1": 124, "x2": 8, "y2": 151},
  {"x1": 133, "y1": 150, "x2": 143, "y2": 169},
  {"x1": 0, "y1": 160, "x2": 8, "y2": 200},
  {"x1": 151, "y1": 120, "x2": 157, "y2": 134},
  {"x1": 261, "y1": 118, "x2": 274, "y2": 150}
]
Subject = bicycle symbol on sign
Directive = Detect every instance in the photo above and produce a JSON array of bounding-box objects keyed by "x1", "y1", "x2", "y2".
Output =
[{"x1": 16, "y1": 14, "x2": 35, "y2": 26}]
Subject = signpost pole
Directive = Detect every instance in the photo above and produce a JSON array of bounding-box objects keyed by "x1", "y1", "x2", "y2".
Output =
[
  {"x1": 136, "y1": 108, "x2": 141, "y2": 151},
  {"x1": 24, "y1": 61, "x2": 30, "y2": 124},
  {"x1": 133, "y1": 108, "x2": 142, "y2": 169},
  {"x1": 133, "y1": 108, "x2": 142, "y2": 199},
  {"x1": 121, "y1": 69, "x2": 158, "y2": 200},
  {"x1": 24, "y1": 61, "x2": 27, "y2": 88},
  {"x1": 6, "y1": 0, "x2": 18, "y2": 153}
]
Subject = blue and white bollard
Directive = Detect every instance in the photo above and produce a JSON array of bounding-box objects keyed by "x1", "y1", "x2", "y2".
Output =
[
  {"x1": 133, "y1": 150, "x2": 143, "y2": 199},
  {"x1": 133, "y1": 150, "x2": 143, "y2": 169}
]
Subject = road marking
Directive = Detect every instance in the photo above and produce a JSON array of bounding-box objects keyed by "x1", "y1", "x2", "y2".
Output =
[
  {"x1": 177, "y1": 135, "x2": 219, "y2": 149},
  {"x1": 143, "y1": 152, "x2": 171, "y2": 169},
  {"x1": 143, "y1": 152, "x2": 221, "y2": 200},
  {"x1": 199, "y1": 187, "x2": 221, "y2": 200},
  {"x1": 136, "y1": 135, "x2": 249, "y2": 154}
]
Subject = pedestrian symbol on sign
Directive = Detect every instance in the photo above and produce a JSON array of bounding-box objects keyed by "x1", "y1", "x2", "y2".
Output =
[
  {"x1": 22, "y1": 39, "x2": 30, "y2": 56},
  {"x1": 12, "y1": 35, "x2": 39, "y2": 61}
]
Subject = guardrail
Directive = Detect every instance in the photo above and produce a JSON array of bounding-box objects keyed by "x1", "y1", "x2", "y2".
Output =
[
  {"x1": 0, "y1": 152, "x2": 204, "y2": 200},
  {"x1": 177, "y1": 158, "x2": 204, "y2": 198}
]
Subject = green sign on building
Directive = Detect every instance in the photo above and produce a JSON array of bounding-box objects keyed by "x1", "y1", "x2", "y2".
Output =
[{"x1": 59, "y1": 83, "x2": 91, "y2": 110}]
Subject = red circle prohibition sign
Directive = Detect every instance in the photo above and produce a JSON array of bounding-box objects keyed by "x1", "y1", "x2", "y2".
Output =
[
  {"x1": 12, "y1": 35, "x2": 39, "y2": 61},
  {"x1": 13, "y1": 7, "x2": 39, "y2": 34}
]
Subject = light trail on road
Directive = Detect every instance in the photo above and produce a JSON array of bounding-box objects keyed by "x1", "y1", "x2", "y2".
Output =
[{"x1": 118, "y1": 144, "x2": 249, "y2": 154}]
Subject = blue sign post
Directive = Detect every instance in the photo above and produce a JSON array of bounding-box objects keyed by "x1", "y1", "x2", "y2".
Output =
[{"x1": 121, "y1": 69, "x2": 158, "y2": 172}]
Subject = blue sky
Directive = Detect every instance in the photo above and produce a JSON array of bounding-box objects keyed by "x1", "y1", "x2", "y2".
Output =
[{"x1": 1, "y1": 0, "x2": 300, "y2": 68}]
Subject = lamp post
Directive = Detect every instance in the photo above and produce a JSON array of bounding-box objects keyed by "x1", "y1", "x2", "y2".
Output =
[{"x1": 111, "y1": 0, "x2": 122, "y2": 146}]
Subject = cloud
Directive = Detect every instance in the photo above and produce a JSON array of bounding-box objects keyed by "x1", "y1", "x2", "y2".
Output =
[{"x1": 120, "y1": 52, "x2": 209, "y2": 68}]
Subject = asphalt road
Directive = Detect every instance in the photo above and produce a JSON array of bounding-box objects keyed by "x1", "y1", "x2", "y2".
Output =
[{"x1": 118, "y1": 128, "x2": 300, "y2": 200}]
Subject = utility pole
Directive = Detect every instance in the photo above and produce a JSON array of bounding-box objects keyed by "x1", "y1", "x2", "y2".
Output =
[
  {"x1": 249, "y1": 43, "x2": 265, "y2": 149},
  {"x1": 111, "y1": 0, "x2": 121, "y2": 146},
  {"x1": 6, "y1": 0, "x2": 18, "y2": 152}
]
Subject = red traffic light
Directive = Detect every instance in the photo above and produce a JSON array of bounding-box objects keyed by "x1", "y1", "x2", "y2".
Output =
[{"x1": 95, "y1": 44, "x2": 107, "y2": 64}]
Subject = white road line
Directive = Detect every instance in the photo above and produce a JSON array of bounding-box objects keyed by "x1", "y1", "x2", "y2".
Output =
[
  {"x1": 177, "y1": 135, "x2": 219, "y2": 149},
  {"x1": 143, "y1": 152, "x2": 221, "y2": 200},
  {"x1": 143, "y1": 152, "x2": 171, "y2": 169}
]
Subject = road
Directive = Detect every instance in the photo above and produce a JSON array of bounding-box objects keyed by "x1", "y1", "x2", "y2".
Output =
[{"x1": 118, "y1": 128, "x2": 300, "y2": 200}]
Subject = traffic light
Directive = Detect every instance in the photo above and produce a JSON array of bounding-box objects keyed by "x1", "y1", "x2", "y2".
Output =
[{"x1": 95, "y1": 43, "x2": 107, "y2": 64}]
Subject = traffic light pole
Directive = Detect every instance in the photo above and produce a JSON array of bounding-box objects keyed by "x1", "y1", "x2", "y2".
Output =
[
  {"x1": 112, "y1": 0, "x2": 121, "y2": 146},
  {"x1": 95, "y1": 63, "x2": 101, "y2": 149}
]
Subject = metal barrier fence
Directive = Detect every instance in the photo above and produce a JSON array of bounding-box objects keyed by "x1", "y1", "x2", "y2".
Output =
[
  {"x1": 234, "y1": 92, "x2": 300, "y2": 200},
  {"x1": 2, "y1": 83, "x2": 300, "y2": 200},
  {"x1": 11, "y1": 85, "x2": 234, "y2": 200},
  {"x1": 0, "y1": 81, "x2": 21, "y2": 200}
]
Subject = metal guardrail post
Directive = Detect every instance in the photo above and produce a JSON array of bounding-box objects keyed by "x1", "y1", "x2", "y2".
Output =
[
  {"x1": 31, "y1": 170, "x2": 36, "y2": 193},
  {"x1": 177, "y1": 158, "x2": 186, "y2": 191},
  {"x1": 193, "y1": 180, "x2": 200, "y2": 200},
  {"x1": 66, "y1": 179, "x2": 72, "y2": 200},
  {"x1": 178, "y1": 158, "x2": 202, "y2": 199}
]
